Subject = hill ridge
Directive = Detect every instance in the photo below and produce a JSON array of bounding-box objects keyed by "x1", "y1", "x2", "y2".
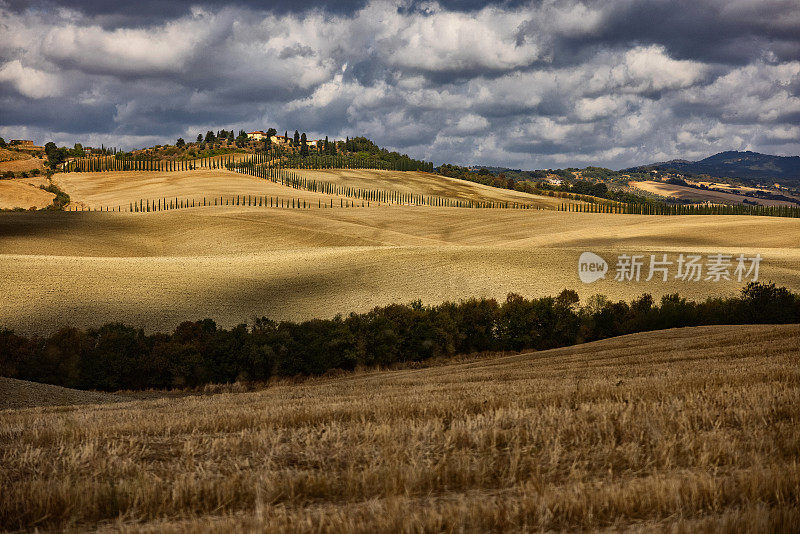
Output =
[{"x1": 628, "y1": 150, "x2": 800, "y2": 183}]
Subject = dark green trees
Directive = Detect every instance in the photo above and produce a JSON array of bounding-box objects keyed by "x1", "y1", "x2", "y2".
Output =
[
  {"x1": 300, "y1": 133, "x2": 309, "y2": 157},
  {"x1": 2, "y1": 283, "x2": 797, "y2": 391},
  {"x1": 44, "y1": 142, "x2": 67, "y2": 169}
]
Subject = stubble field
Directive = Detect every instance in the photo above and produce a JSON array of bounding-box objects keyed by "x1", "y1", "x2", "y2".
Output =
[{"x1": 2, "y1": 324, "x2": 798, "y2": 532}]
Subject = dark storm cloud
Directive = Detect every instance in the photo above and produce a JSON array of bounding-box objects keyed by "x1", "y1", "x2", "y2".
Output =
[
  {"x1": 555, "y1": 0, "x2": 800, "y2": 66},
  {"x1": 0, "y1": 95, "x2": 116, "y2": 132},
  {"x1": 3, "y1": 0, "x2": 370, "y2": 26},
  {"x1": 0, "y1": 0, "x2": 798, "y2": 168}
]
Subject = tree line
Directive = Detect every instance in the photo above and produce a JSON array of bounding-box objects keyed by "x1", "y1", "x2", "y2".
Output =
[
  {"x1": 54, "y1": 132, "x2": 432, "y2": 174},
  {"x1": 1, "y1": 283, "x2": 797, "y2": 391},
  {"x1": 436, "y1": 164, "x2": 800, "y2": 218},
  {"x1": 556, "y1": 200, "x2": 800, "y2": 217},
  {"x1": 230, "y1": 162, "x2": 534, "y2": 209},
  {"x1": 61, "y1": 154, "x2": 238, "y2": 173}
]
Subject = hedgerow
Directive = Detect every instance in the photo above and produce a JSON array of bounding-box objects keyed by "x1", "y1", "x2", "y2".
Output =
[{"x1": 1, "y1": 283, "x2": 797, "y2": 390}]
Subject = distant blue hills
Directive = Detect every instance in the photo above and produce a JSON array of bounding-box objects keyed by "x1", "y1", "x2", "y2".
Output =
[{"x1": 627, "y1": 151, "x2": 800, "y2": 184}]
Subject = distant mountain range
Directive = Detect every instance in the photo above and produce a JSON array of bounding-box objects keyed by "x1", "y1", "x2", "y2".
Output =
[{"x1": 629, "y1": 151, "x2": 800, "y2": 184}]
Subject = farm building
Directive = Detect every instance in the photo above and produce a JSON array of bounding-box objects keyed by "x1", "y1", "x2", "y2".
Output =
[
  {"x1": 270, "y1": 135, "x2": 292, "y2": 146},
  {"x1": 246, "y1": 131, "x2": 266, "y2": 140}
]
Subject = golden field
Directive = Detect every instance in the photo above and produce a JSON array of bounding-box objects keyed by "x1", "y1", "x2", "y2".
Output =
[
  {"x1": 53, "y1": 168, "x2": 573, "y2": 210},
  {"x1": 0, "y1": 148, "x2": 46, "y2": 173},
  {"x1": 0, "y1": 176, "x2": 54, "y2": 210},
  {"x1": 2, "y1": 176, "x2": 800, "y2": 333},
  {"x1": 631, "y1": 180, "x2": 796, "y2": 207},
  {"x1": 2, "y1": 324, "x2": 799, "y2": 532},
  {"x1": 54, "y1": 168, "x2": 335, "y2": 211},
  {"x1": 286, "y1": 168, "x2": 568, "y2": 207}
]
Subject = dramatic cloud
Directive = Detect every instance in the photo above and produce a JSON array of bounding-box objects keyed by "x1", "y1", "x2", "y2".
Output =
[
  {"x1": 0, "y1": 0, "x2": 798, "y2": 169},
  {"x1": 0, "y1": 60, "x2": 62, "y2": 98}
]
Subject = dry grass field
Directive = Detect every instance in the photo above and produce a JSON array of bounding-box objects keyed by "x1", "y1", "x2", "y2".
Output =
[
  {"x1": 53, "y1": 168, "x2": 574, "y2": 210},
  {"x1": 0, "y1": 176, "x2": 54, "y2": 210},
  {"x1": 291, "y1": 168, "x2": 571, "y2": 208},
  {"x1": 631, "y1": 180, "x2": 796, "y2": 207},
  {"x1": 53, "y1": 168, "x2": 335, "y2": 211},
  {"x1": 2, "y1": 324, "x2": 798, "y2": 532},
  {"x1": 2, "y1": 203, "x2": 800, "y2": 334},
  {"x1": 0, "y1": 149, "x2": 46, "y2": 173},
  {"x1": 0, "y1": 147, "x2": 26, "y2": 162},
  {"x1": 0, "y1": 377, "x2": 127, "y2": 409}
]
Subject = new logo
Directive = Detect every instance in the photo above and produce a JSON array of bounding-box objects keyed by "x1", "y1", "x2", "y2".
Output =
[{"x1": 578, "y1": 252, "x2": 608, "y2": 283}]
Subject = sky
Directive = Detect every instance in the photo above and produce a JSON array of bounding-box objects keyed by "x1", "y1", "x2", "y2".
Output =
[{"x1": 1, "y1": 0, "x2": 799, "y2": 170}]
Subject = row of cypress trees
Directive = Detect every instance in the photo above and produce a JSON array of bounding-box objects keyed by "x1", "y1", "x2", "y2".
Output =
[
  {"x1": 63, "y1": 146, "x2": 433, "y2": 173},
  {"x1": 68, "y1": 196, "x2": 389, "y2": 212},
  {"x1": 230, "y1": 163, "x2": 537, "y2": 209},
  {"x1": 63, "y1": 154, "x2": 238, "y2": 172},
  {"x1": 558, "y1": 200, "x2": 800, "y2": 217}
]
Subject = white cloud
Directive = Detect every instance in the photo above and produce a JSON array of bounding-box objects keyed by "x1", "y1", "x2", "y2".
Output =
[
  {"x1": 574, "y1": 95, "x2": 633, "y2": 121},
  {"x1": 41, "y1": 17, "x2": 213, "y2": 75},
  {"x1": 681, "y1": 61, "x2": 800, "y2": 122},
  {"x1": 0, "y1": 60, "x2": 61, "y2": 98},
  {"x1": 451, "y1": 114, "x2": 490, "y2": 134},
  {"x1": 613, "y1": 45, "x2": 707, "y2": 93},
  {"x1": 380, "y1": 6, "x2": 543, "y2": 72}
]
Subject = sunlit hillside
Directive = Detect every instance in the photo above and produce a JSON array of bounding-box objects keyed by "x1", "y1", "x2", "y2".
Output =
[{"x1": 2, "y1": 193, "x2": 799, "y2": 334}]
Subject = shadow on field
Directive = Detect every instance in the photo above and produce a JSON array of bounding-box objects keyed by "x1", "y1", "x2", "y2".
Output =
[
  {"x1": 0, "y1": 211, "x2": 133, "y2": 241},
  {"x1": 1, "y1": 259, "x2": 365, "y2": 335}
]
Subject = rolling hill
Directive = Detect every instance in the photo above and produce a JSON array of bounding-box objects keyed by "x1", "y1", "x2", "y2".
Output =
[
  {"x1": 2, "y1": 159, "x2": 799, "y2": 533},
  {"x1": 0, "y1": 377, "x2": 126, "y2": 409},
  {"x1": 51, "y1": 168, "x2": 574, "y2": 211},
  {"x1": 631, "y1": 151, "x2": 800, "y2": 184},
  {"x1": 2, "y1": 191, "x2": 800, "y2": 334},
  {"x1": 0, "y1": 176, "x2": 54, "y2": 210}
]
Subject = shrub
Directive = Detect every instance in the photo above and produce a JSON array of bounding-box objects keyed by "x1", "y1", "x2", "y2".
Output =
[{"x1": 42, "y1": 184, "x2": 70, "y2": 210}]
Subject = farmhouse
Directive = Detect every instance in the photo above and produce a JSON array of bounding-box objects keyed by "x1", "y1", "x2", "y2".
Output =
[
  {"x1": 246, "y1": 132, "x2": 322, "y2": 149},
  {"x1": 270, "y1": 135, "x2": 292, "y2": 146}
]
